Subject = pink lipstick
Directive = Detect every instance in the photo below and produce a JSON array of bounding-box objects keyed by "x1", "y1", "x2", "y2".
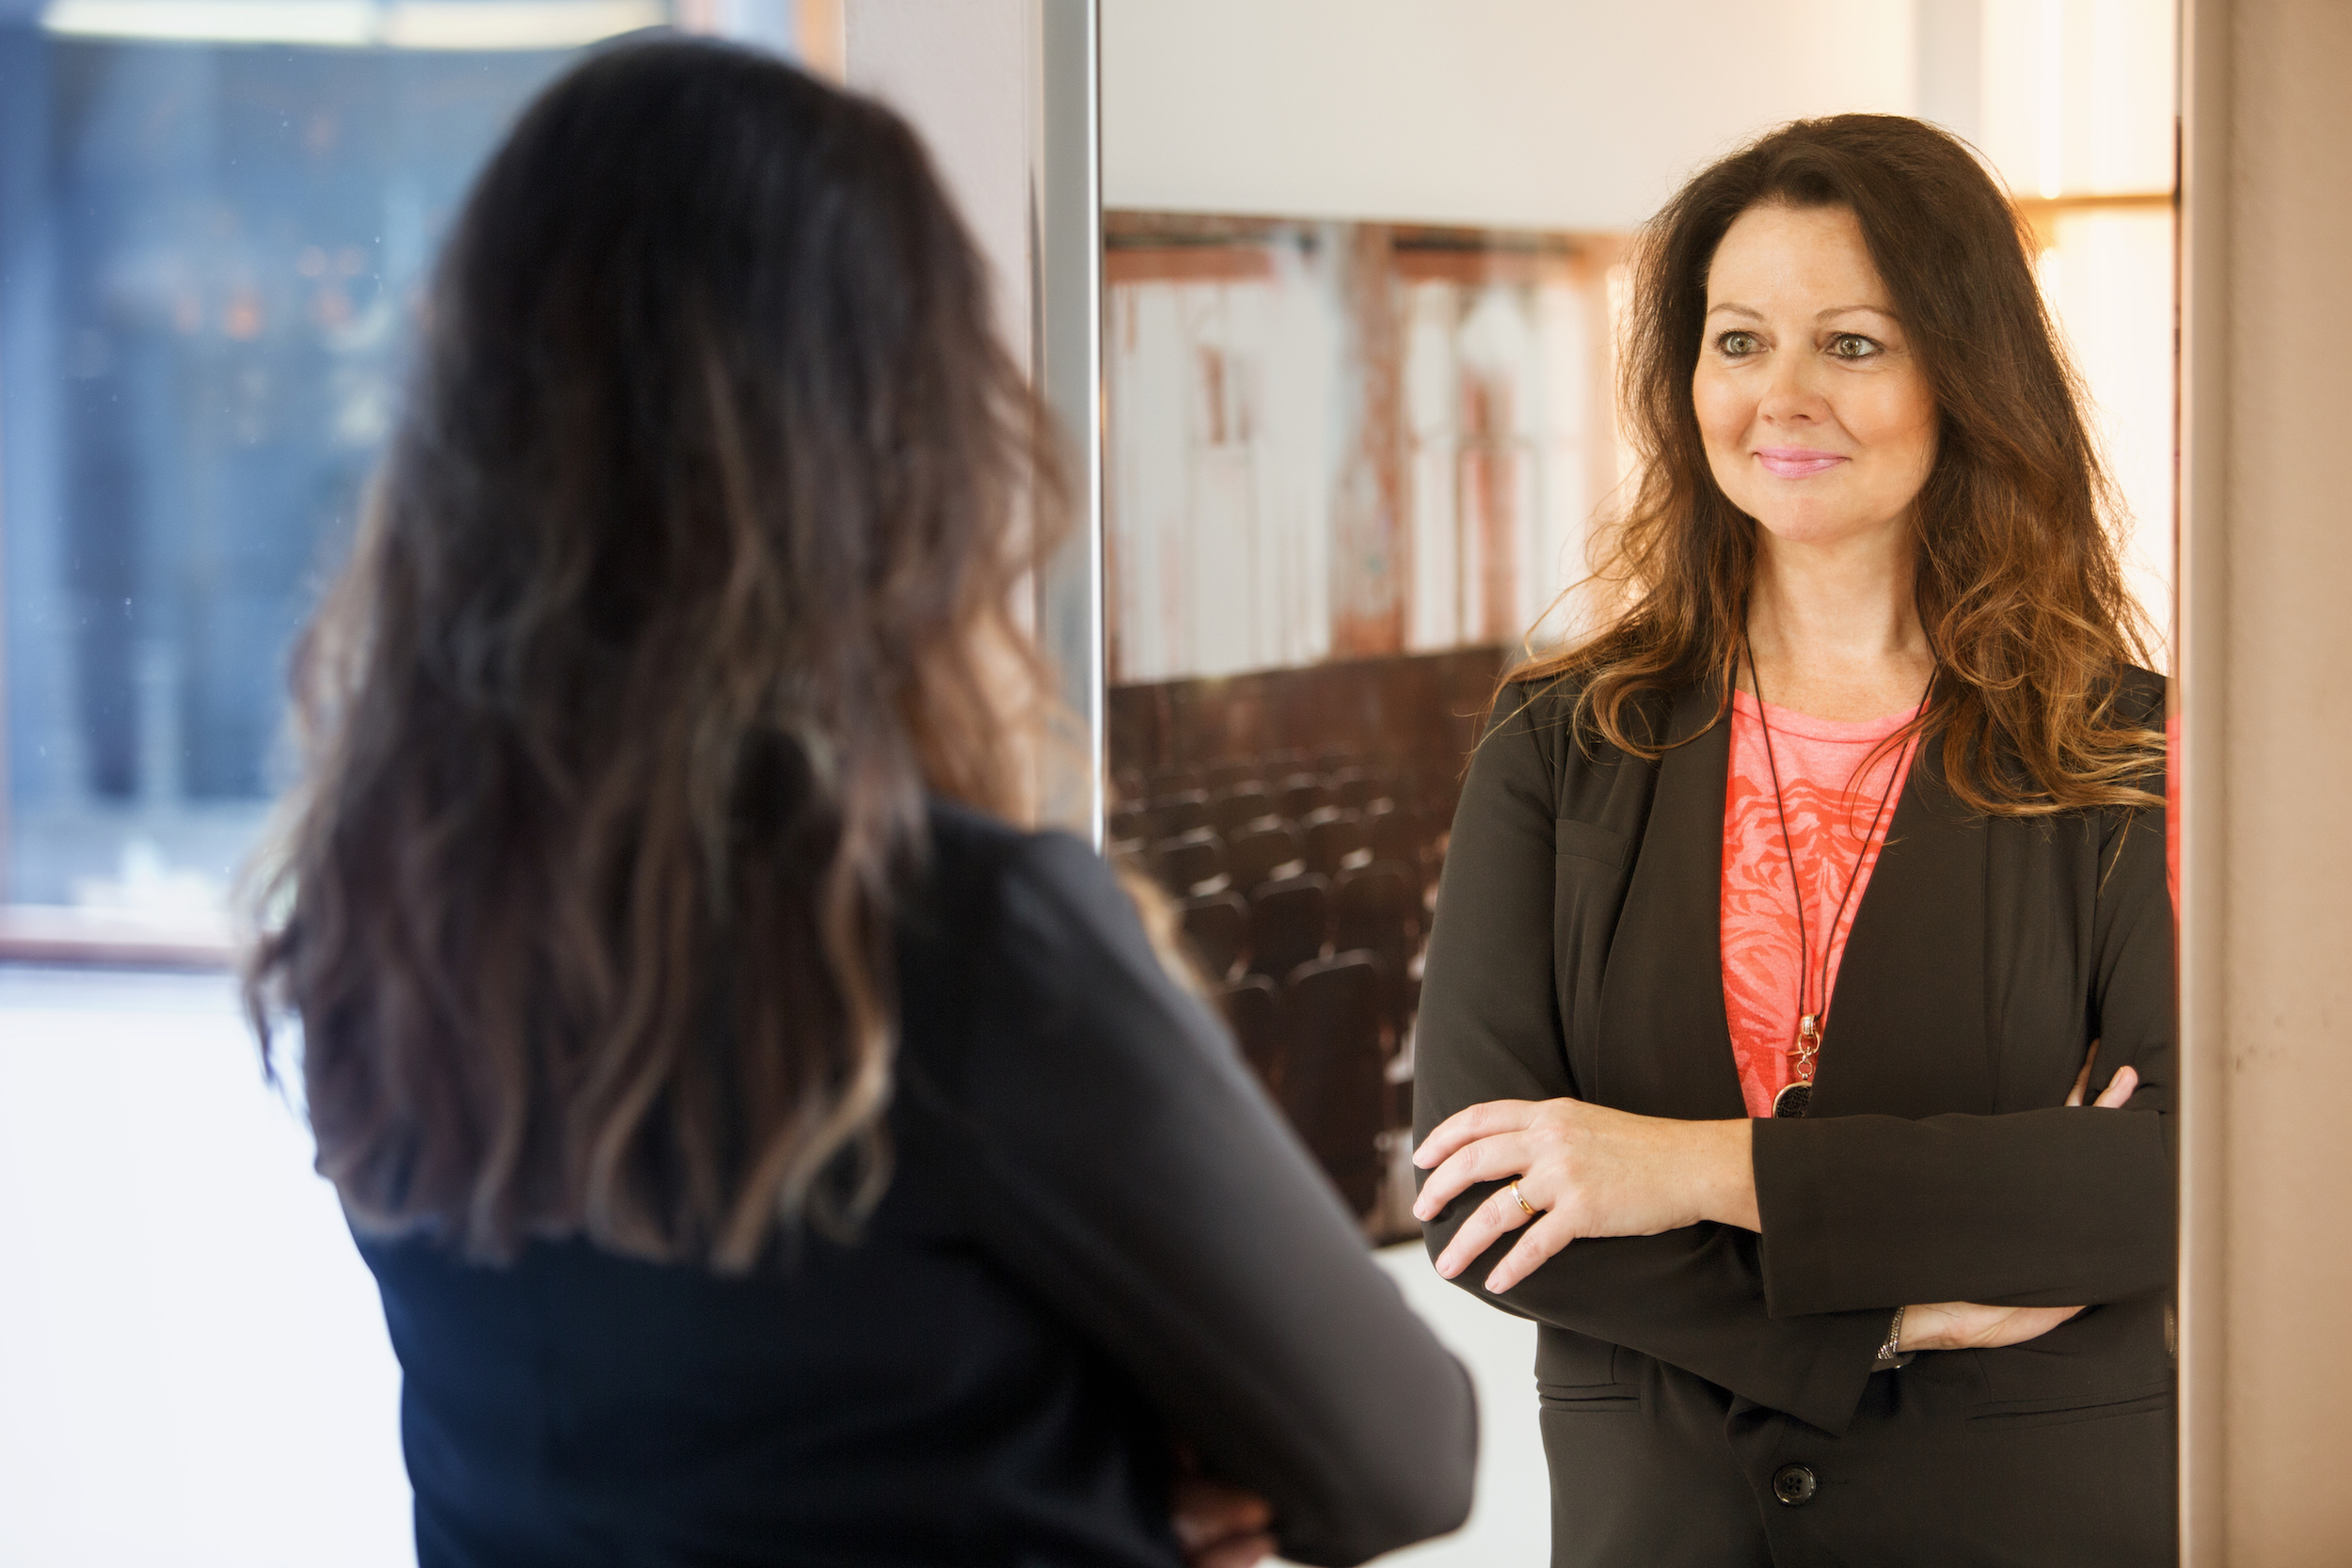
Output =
[{"x1": 1755, "y1": 447, "x2": 1847, "y2": 478}]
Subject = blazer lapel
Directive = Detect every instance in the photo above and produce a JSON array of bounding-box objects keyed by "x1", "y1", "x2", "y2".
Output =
[
  {"x1": 1804, "y1": 726, "x2": 1995, "y2": 1118},
  {"x1": 1593, "y1": 681, "x2": 1749, "y2": 1119}
]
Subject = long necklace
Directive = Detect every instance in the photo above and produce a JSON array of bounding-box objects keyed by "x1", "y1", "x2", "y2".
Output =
[{"x1": 1743, "y1": 634, "x2": 1934, "y2": 1118}]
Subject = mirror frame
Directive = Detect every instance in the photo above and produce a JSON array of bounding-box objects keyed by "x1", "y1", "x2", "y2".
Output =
[
  {"x1": 1030, "y1": 0, "x2": 1105, "y2": 845},
  {"x1": 2175, "y1": 0, "x2": 2221, "y2": 1560}
]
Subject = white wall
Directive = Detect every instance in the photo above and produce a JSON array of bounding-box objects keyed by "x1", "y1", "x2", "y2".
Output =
[
  {"x1": 1367, "y1": 1245, "x2": 1544, "y2": 1568},
  {"x1": 843, "y1": 0, "x2": 1034, "y2": 372},
  {"x1": 1104, "y1": 0, "x2": 1919, "y2": 231},
  {"x1": 0, "y1": 969, "x2": 410, "y2": 1568}
]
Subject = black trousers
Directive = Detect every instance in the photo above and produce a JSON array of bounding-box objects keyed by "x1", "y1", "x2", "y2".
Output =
[{"x1": 1540, "y1": 1353, "x2": 2175, "y2": 1567}]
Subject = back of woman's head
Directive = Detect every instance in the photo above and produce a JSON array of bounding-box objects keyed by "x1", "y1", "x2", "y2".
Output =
[
  {"x1": 247, "y1": 36, "x2": 1058, "y2": 1268},
  {"x1": 1534, "y1": 112, "x2": 2158, "y2": 814}
]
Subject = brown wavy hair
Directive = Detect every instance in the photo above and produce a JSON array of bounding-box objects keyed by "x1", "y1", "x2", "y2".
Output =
[
  {"x1": 1517, "y1": 114, "x2": 2161, "y2": 814},
  {"x1": 243, "y1": 38, "x2": 1062, "y2": 1270}
]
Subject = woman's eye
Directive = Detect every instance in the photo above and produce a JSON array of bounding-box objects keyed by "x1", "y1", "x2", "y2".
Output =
[
  {"x1": 1829, "y1": 333, "x2": 1882, "y2": 360},
  {"x1": 1716, "y1": 330, "x2": 1763, "y2": 356}
]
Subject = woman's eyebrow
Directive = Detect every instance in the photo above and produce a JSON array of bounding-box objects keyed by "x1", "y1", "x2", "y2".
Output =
[{"x1": 1704, "y1": 301, "x2": 1900, "y2": 323}]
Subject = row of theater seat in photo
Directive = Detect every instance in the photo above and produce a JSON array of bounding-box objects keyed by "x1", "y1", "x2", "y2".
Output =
[
  {"x1": 1113, "y1": 764, "x2": 1457, "y2": 853},
  {"x1": 1216, "y1": 954, "x2": 1405, "y2": 1221},
  {"x1": 1116, "y1": 750, "x2": 1446, "y2": 808},
  {"x1": 1168, "y1": 861, "x2": 1425, "y2": 1010},
  {"x1": 1115, "y1": 803, "x2": 1446, "y2": 911}
]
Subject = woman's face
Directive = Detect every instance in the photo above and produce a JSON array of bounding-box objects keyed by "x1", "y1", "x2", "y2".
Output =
[{"x1": 1692, "y1": 202, "x2": 1938, "y2": 553}]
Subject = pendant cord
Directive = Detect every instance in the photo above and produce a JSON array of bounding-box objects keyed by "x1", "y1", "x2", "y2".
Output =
[{"x1": 1739, "y1": 629, "x2": 1934, "y2": 1063}]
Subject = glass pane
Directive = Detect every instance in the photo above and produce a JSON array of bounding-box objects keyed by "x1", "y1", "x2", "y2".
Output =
[{"x1": 0, "y1": 3, "x2": 805, "y2": 925}]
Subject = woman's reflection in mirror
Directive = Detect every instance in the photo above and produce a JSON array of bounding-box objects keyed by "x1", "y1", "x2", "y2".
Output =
[{"x1": 1412, "y1": 114, "x2": 2172, "y2": 1565}]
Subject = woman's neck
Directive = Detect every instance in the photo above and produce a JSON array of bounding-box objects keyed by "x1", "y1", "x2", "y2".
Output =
[{"x1": 1741, "y1": 525, "x2": 1935, "y2": 722}]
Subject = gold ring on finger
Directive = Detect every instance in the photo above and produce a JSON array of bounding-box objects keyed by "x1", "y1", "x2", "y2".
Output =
[{"x1": 1510, "y1": 1180, "x2": 1535, "y2": 1217}]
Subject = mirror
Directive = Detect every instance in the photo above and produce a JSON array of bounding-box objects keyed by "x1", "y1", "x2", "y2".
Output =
[{"x1": 1096, "y1": 2, "x2": 2182, "y2": 1560}]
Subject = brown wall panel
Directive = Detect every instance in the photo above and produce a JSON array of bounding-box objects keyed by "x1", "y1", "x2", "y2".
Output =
[{"x1": 2183, "y1": 2, "x2": 2352, "y2": 1560}]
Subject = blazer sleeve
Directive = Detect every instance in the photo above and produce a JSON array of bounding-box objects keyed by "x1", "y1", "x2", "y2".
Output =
[
  {"x1": 1413, "y1": 686, "x2": 1891, "y2": 1437},
  {"x1": 924, "y1": 830, "x2": 1476, "y2": 1568},
  {"x1": 1747, "y1": 768, "x2": 2177, "y2": 1316}
]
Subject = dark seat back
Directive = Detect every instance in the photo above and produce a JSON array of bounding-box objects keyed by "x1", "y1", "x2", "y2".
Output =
[
  {"x1": 1277, "y1": 953, "x2": 1387, "y2": 1215},
  {"x1": 1246, "y1": 874, "x2": 1328, "y2": 982},
  {"x1": 1150, "y1": 789, "x2": 1212, "y2": 836},
  {"x1": 1364, "y1": 798, "x2": 1416, "y2": 856},
  {"x1": 1226, "y1": 817, "x2": 1304, "y2": 894},
  {"x1": 1300, "y1": 805, "x2": 1366, "y2": 877},
  {"x1": 1333, "y1": 861, "x2": 1417, "y2": 967},
  {"x1": 1209, "y1": 783, "x2": 1274, "y2": 839},
  {"x1": 1333, "y1": 861, "x2": 1419, "y2": 1031},
  {"x1": 1179, "y1": 890, "x2": 1249, "y2": 983},
  {"x1": 1277, "y1": 772, "x2": 1330, "y2": 819},
  {"x1": 1152, "y1": 827, "x2": 1225, "y2": 895},
  {"x1": 1217, "y1": 975, "x2": 1281, "y2": 1093}
]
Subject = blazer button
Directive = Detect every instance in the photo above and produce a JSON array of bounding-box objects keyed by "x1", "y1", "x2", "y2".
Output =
[{"x1": 1772, "y1": 1464, "x2": 1818, "y2": 1506}]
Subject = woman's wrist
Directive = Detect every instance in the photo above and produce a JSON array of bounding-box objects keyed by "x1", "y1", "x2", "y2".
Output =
[{"x1": 1691, "y1": 1118, "x2": 1761, "y2": 1232}]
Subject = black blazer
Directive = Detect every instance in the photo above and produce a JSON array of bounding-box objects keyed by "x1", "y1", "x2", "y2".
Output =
[
  {"x1": 361, "y1": 802, "x2": 1475, "y2": 1568},
  {"x1": 1414, "y1": 673, "x2": 2175, "y2": 1567}
]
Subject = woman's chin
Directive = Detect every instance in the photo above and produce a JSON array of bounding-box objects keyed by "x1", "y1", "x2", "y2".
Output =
[{"x1": 1738, "y1": 502, "x2": 1913, "y2": 554}]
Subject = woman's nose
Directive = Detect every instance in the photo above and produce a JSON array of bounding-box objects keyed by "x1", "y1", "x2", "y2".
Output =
[{"x1": 1756, "y1": 353, "x2": 1829, "y2": 424}]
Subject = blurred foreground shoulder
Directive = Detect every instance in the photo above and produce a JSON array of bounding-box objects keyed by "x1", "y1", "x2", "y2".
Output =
[{"x1": 912, "y1": 801, "x2": 1478, "y2": 1565}]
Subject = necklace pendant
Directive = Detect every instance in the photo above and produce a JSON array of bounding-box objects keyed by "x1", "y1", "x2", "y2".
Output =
[
  {"x1": 1791, "y1": 1014, "x2": 1820, "y2": 1075},
  {"x1": 1777, "y1": 1014, "x2": 1820, "y2": 1118}
]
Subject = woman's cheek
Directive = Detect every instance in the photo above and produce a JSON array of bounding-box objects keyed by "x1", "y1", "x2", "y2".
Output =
[
  {"x1": 1851, "y1": 380, "x2": 1938, "y2": 480},
  {"x1": 1691, "y1": 369, "x2": 1745, "y2": 449},
  {"x1": 1691, "y1": 373, "x2": 1752, "y2": 499}
]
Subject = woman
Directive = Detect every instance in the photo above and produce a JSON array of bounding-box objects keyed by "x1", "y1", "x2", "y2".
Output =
[
  {"x1": 245, "y1": 38, "x2": 1473, "y2": 1568},
  {"x1": 1409, "y1": 115, "x2": 2171, "y2": 1565}
]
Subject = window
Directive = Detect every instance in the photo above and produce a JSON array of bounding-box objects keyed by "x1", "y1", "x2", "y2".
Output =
[{"x1": 0, "y1": 0, "x2": 831, "y2": 960}]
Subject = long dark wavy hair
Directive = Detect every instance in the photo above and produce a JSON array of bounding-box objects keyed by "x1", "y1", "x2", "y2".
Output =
[
  {"x1": 244, "y1": 38, "x2": 1062, "y2": 1270},
  {"x1": 1518, "y1": 114, "x2": 2161, "y2": 814}
]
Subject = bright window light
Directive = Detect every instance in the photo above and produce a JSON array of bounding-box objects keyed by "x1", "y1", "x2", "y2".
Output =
[
  {"x1": 383, "y1": 1, "x2": 663, "y2": 49},
  {"x1": 2035, "y1": 0, "x2": 2065, "y2": 198},
  {"x1": 41, "y1": 0, "x2": 666, "y2": 50},
  {"x1": 42, "y1": 0, "x2": 377, "y2": 45}
]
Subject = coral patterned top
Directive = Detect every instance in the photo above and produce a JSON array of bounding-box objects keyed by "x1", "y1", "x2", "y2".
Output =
[{"x1": 1721, "y1": 690, "x2": 1924, "y2": 1119}]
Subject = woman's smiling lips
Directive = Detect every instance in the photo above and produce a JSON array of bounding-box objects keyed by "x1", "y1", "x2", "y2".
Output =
[{"x1": 1755, "y1": 446, "x2": 1849, "y2": 478}]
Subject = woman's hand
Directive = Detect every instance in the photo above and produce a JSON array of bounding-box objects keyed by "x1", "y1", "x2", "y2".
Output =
[
  {"x1": 1411, "y1": 1099, "x2": 1756, "y2": 1294},
  {"x1": 2066, "y1": 1056, "x2": 2137, "y2": 1109},
  {"x1": 1169, "y1": 1448, "x2": 1275, "y2": 1568},
  {"x1": 1897, "y1": 1060, "x2": 2139, "y2": 1353},
  {"x1": 1899, "y1": 1300, "x2": 2088, "y2": 1351}
]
